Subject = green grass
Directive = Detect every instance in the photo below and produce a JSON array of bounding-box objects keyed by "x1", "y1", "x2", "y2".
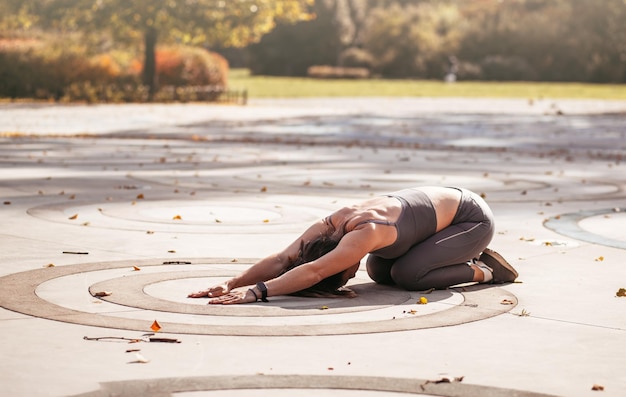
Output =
[{"x1": 228, "y1": 69, "x2": 626, "y2": 100}]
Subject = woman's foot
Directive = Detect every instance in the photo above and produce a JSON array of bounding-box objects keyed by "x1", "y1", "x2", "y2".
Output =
[{"x1": 478, "y1": 248, "x2": 518, "y2": 283}]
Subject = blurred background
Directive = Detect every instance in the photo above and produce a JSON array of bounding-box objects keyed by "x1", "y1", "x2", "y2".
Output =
[{"x1": 1, "y1": 0, "x2": 625, "y2": 102}]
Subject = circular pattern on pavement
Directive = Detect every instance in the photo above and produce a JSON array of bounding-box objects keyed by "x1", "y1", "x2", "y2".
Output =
[
  {"x1": 543, "y1": 208, "x2": 626, "y2": 250},
  {"x1": 67, "y1": 374, "x2": 558, "y2": 397},
  {"x1": 0, "y1": 258, "x2": 517, "y2": 336}
]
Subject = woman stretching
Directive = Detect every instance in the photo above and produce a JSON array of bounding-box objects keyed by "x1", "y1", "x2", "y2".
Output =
[{"x1": 188, "y1": 186, "x2": 518, "y2": 304}]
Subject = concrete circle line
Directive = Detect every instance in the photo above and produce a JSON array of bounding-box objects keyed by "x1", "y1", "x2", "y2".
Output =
[
  {"x1": 68, "y1": 374, "x2": 559, "y2": 397},
  {"x1": 89, "y1": 271, "x2": 415, "y2": 317},
  {"x1": 0, "y1": 258, "x2": 517, "y2": 336},
  {"x1": 544, "y1": 208, "x2": 626, "y2": 250}
]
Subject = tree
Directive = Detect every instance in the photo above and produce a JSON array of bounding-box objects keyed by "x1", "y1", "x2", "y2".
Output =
[{"x1": 17, "y1": 0, "x2": 314, "y2": 97}]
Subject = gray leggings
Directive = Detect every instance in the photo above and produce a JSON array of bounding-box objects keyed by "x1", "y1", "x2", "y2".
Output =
[{"x1": 366, "y1": 189, "x2": 494, "y2": 291}]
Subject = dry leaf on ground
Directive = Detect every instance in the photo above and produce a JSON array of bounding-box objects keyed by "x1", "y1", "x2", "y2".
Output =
[{"x1": 151, "y1": 320, "x2": 161, "y2": 332}]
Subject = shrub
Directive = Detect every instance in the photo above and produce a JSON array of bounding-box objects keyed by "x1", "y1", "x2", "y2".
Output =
[
  {"x1": 154, "y1": 45, "x2": 228, "y2": 88},
  {"x1": 0, "y1": 38, "x2": 125, "y2": 100},
  {"x1": 307, "y1": 65, "x2": 370, "y2": 79},
  {"x1": 0, "y1": 38, "x2": 232, "y2": 102}
]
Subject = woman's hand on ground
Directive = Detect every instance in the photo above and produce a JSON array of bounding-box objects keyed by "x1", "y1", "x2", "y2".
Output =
[
  {"x1": 208, "y1": 289, "x2": 257, "y2": 305},
  {"x1": 187, "y1": 283, "x2": 230, "y2": 299}
]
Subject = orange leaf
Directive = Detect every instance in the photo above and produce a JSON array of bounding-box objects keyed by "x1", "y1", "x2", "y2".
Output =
[
  {"x1": 69, "y1": 214, "x2": 78, "y2": 220},
  {"x1": 136, "y1": 193, "x2": 144, "y2": 199},
  {"x1": 151, "y1": 320, "x2": 161, "y2": 332},
  {"x1": 133, "y1": 266, "x2": 141, "y2": 271},
  {"x1": 173, "y1": 215, "x2": 182, "y2": 220}
]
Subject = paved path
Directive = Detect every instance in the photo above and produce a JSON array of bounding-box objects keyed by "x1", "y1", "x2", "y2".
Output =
[{"x1": 1, "y1": 98, "x2": 625, "y2": 396}]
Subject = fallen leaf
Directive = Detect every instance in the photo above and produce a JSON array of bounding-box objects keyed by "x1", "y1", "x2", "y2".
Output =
[
  {"x1": 129, "y1": 352, "x2": 150, "y2": 364},
  {"x1": 146, "y1": 230, "x2": 155, "y2": 234},
  {"x1": 150, "y1": 320, "x2": 161, "y2": 333},
  {"x1": 263, "y1": 219, "x2": 270, "y2": 223},
  {"x1": 69, "y1": 214, "x2": 78, "y2": 220},
  {"x1": 320, "y1": 306, "x2": 329, "y2": 310},
  {"x1": 133, "y1": 266, "x2": 141, "y2": 271},
  {"x1": 591, "y1": 384, "x2": 604, "y2": 391},
  {"x1": 168, "y1": 250, "x2": 176, "y2": 253},
  {"x1": 418, "y1": 297, "x2": 428, "y2": 304},
  {"x1": 44, "y1": 263, "x2": 55, "y2": 268},
  {"x1": 595, "y1": 256, "x2": 604, "y2": 262},
  {"x1": 501, "y1": 299, "x2": 515, "y2": 305},
  {"x1": 136, "y1": 193, "x2": 144, "y2": 199},
  {"x1": 260, "y1": 186, "x2": 267, "y2": 192},
  {"x1": 616, "y1": 288, "x2": 626, "y2": 297},
  {"x1": 3, "y1": 201, "x2": 10, "y2": 205},
  {"x1": 172, "y1": 215, "x2": 182, "y2": 220},
  {"x1": 93, "y1": 291, "x2": 112, "y2": 297},
  {"x1": 215, "y1": 218, "x2": 222, "y2": 223}
]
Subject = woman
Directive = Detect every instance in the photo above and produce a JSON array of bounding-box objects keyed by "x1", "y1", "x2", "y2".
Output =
[{"x1": 188, "y1": 186, "x2": 518, "y2": 304}]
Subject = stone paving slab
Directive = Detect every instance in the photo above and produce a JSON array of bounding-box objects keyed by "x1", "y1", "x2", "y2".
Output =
[{"x1": 1, "y1": 98, "x2": 625, "y2": 397}]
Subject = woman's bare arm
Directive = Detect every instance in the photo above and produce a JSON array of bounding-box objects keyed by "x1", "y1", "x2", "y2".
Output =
[
  {"x1": 205, "y1": 225, "x2": 382, "y2": 304},
  {"x1": 188, "y1": 218, "x2": 330, "y2": 298},
  {"x1": 260, "y1": 228, "x2": 376, "y2": 297}
]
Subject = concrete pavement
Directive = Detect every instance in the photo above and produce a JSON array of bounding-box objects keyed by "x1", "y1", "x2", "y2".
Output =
[{"x1": 1, "y1": 97, "x2": 625, "y2": 396}]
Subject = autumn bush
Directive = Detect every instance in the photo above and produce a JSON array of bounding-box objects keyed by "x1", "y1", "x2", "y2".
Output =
[
  {"x1": 0, "y1": 38, "x2": 229, "y2": 102},
  {"x1": 152, "y1": 45, "x2": 228, "y2": 101}
]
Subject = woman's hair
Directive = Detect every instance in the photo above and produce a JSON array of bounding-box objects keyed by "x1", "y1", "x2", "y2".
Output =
[{"x1": 283, "y1": 234, "x2": 356, "y2": 298}]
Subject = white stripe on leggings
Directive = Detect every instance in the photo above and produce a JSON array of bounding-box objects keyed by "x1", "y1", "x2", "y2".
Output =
[{"x1": 434, "y1": 222, "x2": 484, "y2": 244}]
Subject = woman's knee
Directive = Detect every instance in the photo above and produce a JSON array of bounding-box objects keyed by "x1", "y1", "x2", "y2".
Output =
[
  {"x1": 389, "y1": 264, "x2": 420, "y2": 290},
  {"x1": 366, "y1": 256, "x2": 395, "y2": 285}
]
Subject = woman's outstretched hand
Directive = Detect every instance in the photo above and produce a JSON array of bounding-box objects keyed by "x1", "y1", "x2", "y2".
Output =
[
  {"x1": 188, "y1": 283, "x2": 230, "y2": 299},
  {"x1": 207, "y1": 289, "x2": 257, "y2": 305}
]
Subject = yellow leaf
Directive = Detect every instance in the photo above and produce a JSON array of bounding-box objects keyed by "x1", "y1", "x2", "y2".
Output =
[
  {"x1": 595, "y1": 256, "x2": 604, "y2": 262},
  {"x1": 320, "y1": 306, "x2": 329, "y2": 310},
  {"x1": 151, "y1": 320, "x2": 161, "y2": 332},
  {"x1": 263, "y1": 219, "x2": 270, "y2": 223},
  {"x1": 418, "y1": 297, "x2": 428, "y2": 304}
]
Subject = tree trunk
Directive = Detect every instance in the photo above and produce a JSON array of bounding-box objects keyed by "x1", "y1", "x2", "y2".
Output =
[{"x1": 143, "y1": 26, "x2": 158, "y2": 100}]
